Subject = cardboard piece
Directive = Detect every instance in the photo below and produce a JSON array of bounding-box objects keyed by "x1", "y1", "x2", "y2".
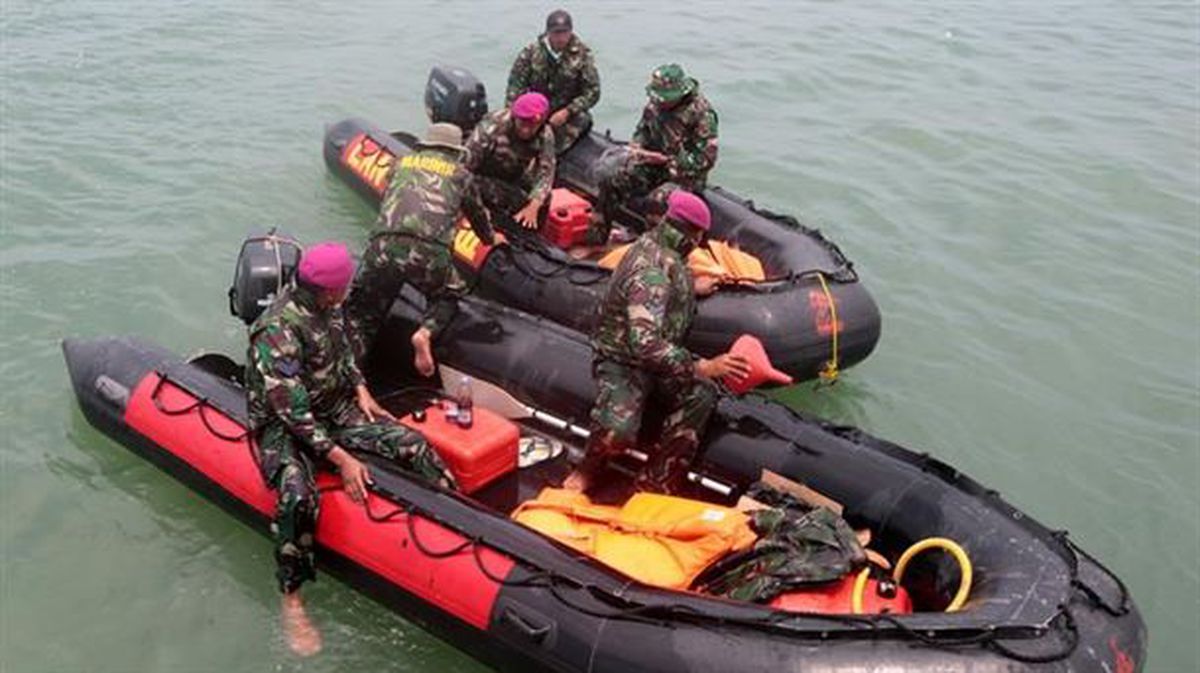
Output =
[{"x1": 759, "y1": 469, "x2": 844, "y2": 515}]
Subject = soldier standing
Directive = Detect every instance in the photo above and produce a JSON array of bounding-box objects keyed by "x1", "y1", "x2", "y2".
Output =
[
  {"x1": 562, "y1": 191, "x2": 750, "y2": 495},
  {"x1": 247, "y1": 242, "x2": 456, "y2": 656},
  {"x1": 506, "y1": 9, "x2": 601, "y2": 154},
  {"x1": 346, "y1": 123, "x2": 476, "y2": 377},
  {"x1": 461, "y1": 92, "x2": 557, "y2": 236},
  {"x1": 590, "y1": 64, "x2": 720, "y2": 245}
]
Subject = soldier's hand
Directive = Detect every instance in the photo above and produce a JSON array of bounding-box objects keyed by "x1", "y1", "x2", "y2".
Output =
[
  {"x1": 328, "y1": 447, "x2": 372, "y2": 506},
  {"x1": 515, "y1": 199, "x2": 542, "y2": 229},
  {"x1": 355, "y1": 384, "x2": 396, "y2": 424},
  {"x1": 635, "y1": 149, "x2": 669, "y2": 165},
  {"x1": 549, "y1": 108, "x2": 571, "y2": 127},
  {"x1": 693, "y1": 274, "x2": 722, "y2": 297},
  {"x1": 696, "y1": 353, "x2": 752, "y2": 381}
]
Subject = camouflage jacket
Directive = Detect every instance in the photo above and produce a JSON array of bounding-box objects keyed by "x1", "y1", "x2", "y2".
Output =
[
  {"x1": 633, "y1": 91, "x2": 719, "y2": 188},
  {"x1": 375, "y1": 145, "x2": 468, "y2": 242},
  {"x1": 693, "y1": 485, "x2": 866, "y2": 602},
  {"x1": 464, "y1": 109, "x2": 557, "y2": 204},
  {"x1": 246, "y1": 285, "x2": 364, "y2": 457},
  {"x1": 592, "y1": 224, "x2": 697, "y2": 379},
  {"x1": 505, "y1": 34, "x2": 601, "y2": 115}
]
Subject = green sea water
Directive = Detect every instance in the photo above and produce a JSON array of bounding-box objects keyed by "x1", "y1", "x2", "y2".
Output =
[{"x1": 2, "y1": 2, "x2": 1196, "y2": 671}]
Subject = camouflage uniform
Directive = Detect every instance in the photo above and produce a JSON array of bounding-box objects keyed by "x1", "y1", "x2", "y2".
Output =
[
  {"x1": 506, "y1": 33, "x2": 601, "y2": 154},
  {"x1": 461, "y1": 109, "x2": 557, "y2": 239},
  {"x1": 582, "y1": 223, "x2": 717, "y2": 494},
  {"x1": 247, "y1": 285, "x2": 455, "y2": 594},
  {"x1": 346, "y1": 145, "x2": 472, "y2": 361},
  {"x1": 593, "y1": 77, "x2": 718, "y2": 244},
  {"x1": 628, "y1": 87, "x2": 719, "y2": 192}
]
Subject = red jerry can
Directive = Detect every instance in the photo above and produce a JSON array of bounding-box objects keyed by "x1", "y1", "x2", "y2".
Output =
[{"x1": 542, "y1": 188, "x2": 594, "y2": 248}]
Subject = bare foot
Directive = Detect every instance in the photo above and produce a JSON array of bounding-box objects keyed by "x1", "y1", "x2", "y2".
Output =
[
  {"x1": 560, "y1": 470, "x2": 588, "y2": 492},
  {"x1": 281, "y1": 592, "x2": 322, "y2": 657},
  {"x1": 410, "y1": 328, "x2": 436, "y2": 378}
]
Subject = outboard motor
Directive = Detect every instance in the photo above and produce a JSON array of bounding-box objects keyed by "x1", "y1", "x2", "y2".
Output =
[
  {"x1": 424, "y1": 65, "x2": 488, "y2": 133},
  {"x1": 228, "y1": 231, "x2": 303, "y2": 325}
]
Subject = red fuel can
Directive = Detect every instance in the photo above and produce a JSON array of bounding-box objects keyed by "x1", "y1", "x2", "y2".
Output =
[
  {"x1": 542, "y1": 188, "x2": 594, "y2": 248},
  {"x1": 400, "y1": 405, "x2": 519, "y2": 494}
]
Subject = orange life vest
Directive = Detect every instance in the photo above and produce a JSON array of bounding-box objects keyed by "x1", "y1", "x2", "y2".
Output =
[
  {"x1": 512, "y1": 488, "x2": 758, "y2": 589},
  {"x1": 597, "y1": 240, "x2": 767, "y2": 282}
]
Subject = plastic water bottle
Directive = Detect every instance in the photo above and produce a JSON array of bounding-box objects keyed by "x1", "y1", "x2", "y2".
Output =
[
  {"x1": 456, "y1": 375, "x2": 473, "y2": 429},
  {"x1": 442, "y1": 393, "x2": 459, "y2": 423}
]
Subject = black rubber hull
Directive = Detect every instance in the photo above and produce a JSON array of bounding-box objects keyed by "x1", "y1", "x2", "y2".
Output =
[
  {"x1": 324, "y1": 118, "x2": 881, "y2": 382},
  {"x1": 64, "y1": 334, "x2": 1146, "y2": 672}
]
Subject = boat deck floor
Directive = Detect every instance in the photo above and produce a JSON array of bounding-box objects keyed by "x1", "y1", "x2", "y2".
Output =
[{"x1": 374, "y1": 383, "x2": 715, "y2": 516}]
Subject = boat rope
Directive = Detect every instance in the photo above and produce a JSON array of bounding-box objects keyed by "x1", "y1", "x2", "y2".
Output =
[
  {"x1": 150, "y1": 374, "x2": 249, "y2": 442},
  {"x1": 811, "y1": 271, "x2": 840, "y2": 385},
  {"x1": 1053, "y1": 530, "x2": 1132, "y2": 616},
  {"x1": 498, "y1": 237, "x2": 610, "y2": 287}
]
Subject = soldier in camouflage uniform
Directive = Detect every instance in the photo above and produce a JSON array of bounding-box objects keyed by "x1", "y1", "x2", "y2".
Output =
[
  {"x1": 562, "y1": 191, "x2": 750, "y2": 495},
  {"x1": 589, "y1": 64, "x2": 720, "y2": 246},
  {"x1": 246, "y1": 242, "x2": 456, "y2": 656},
  {"x1": 506, "y1": 9, "x2": 601, "y2": 154},
  {"x1": 346, "y1": 123, "x2": 476, "y2": 378},
  {"x1": 461, "y1": 92, "x2": 557, "y2": 238}
]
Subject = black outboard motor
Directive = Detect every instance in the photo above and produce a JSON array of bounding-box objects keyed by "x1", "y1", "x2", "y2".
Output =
[
  {"x1": 424, "y1": 65, "x2": 488, "y2": 133},
  {"x1": 228, "y1": 231, "x2": 303, "y2": 325}
]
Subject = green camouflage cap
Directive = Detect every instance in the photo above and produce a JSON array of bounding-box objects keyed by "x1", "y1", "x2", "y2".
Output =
[{"x1": 646, "y1": 63, "x2": 697, "y2": 104}]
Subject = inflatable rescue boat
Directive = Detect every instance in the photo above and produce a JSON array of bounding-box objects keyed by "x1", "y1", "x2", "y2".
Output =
[
  {"x1": 321, "y1": 68, "x2": 882, "y2": 384},
  {"x1": 63, "y1": 328, "x2": 1145, "y2": 672}
]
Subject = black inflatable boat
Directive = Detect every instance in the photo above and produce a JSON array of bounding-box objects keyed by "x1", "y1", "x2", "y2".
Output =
[
  {"x1": 321, "y1": 68, "x2": 881, "y2": 383},
  {"x1": 63, "y1": 326, "x2": 1145, "y2": 672}
]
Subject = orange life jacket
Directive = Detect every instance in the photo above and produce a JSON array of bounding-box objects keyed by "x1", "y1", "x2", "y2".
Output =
[
  {"x1": 597, "y1": 240, "x2": 767, "y2": 282},
  {"x1": 512, "y1": 488, "x2": 758, "y2": 589}
]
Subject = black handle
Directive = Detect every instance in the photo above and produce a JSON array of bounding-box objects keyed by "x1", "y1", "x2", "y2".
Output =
[{"x1": 502, "y1": 607, "x2": 552, "y2": 643}]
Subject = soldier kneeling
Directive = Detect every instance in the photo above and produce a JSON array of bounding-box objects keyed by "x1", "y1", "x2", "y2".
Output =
[{"x1": 562, "y1": 191, "x2": 749, "y2": 495}]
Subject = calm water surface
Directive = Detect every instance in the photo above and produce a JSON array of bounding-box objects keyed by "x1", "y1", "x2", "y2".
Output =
[{"x1": 2, "y1": 1, "x2": 1197, "y2": 671}]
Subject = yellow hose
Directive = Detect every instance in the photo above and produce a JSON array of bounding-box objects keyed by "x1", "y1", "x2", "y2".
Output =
[{"x1": 893, "y1": 537, "x2": 973, "y2": 613}]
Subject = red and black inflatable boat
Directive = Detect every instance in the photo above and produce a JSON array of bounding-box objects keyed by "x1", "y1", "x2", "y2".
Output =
[{"x1": 63, "y1": 335, "x2": 1146, "y2": 672}]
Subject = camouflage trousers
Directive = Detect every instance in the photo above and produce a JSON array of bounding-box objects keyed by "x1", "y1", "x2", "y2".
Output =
[
  {"x1": 461, "y1": 175, "x2": 545, "y2": 243},
  {"x1": 581, "y1": 359, "x2": 717, "y2": 495},
  {"x1": 254, "y1": 416, "x2": 455, "y2": 594},
  {"x1": 346, "y1": 232, "x2": 467, "y2": 362},
  {"x1": 551, "y1": 110, "x2": 592, "y2": 154}
]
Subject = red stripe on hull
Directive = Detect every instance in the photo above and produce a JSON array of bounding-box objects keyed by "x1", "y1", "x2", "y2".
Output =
[{"x1": 123, "y1": 373, "x2": 512, "y2": 630}]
